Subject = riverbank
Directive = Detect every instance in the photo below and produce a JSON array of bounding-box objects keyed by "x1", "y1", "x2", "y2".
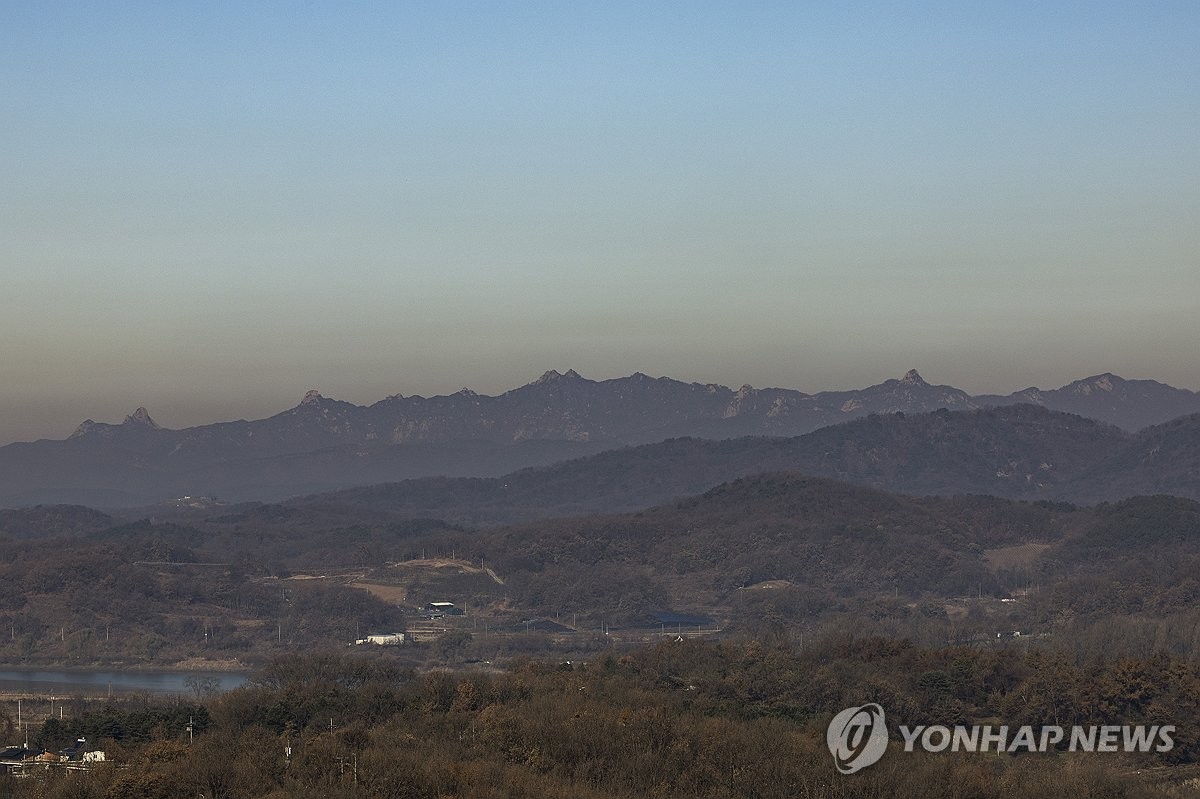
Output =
[{"x1": 0, "y1": 657, "x2": 251, "y2": 674}]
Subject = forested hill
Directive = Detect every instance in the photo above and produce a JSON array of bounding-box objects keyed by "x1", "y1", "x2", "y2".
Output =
[{"x1": 6, "y1": 471, "x2": 1200, "y2": 670}]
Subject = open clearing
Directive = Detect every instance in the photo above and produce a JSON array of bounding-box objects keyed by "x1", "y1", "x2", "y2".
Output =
[
  {"x1": 351, "y1": 582, "x2": 408, "y2": 604},
  {"x1": 983, "y1": 542, "x2": 1052, "y2": 571}
]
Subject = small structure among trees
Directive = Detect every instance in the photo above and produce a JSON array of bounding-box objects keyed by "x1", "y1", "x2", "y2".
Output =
[
  {"x1": 424, "y1": 602, "x2": 463, "y2": 618},
  {"x1": 352, "y1": 632, "x2": 405, "y2": 646}
]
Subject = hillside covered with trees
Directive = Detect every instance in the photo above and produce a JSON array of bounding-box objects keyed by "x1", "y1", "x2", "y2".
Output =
[{"x1": 3, "y1": 473, "x2": 1200, "y2": 670}]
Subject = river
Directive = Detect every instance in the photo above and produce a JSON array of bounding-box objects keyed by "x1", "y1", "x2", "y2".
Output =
[{"x1": 0, "y1": 668, "x2": 248, "y2": 696}]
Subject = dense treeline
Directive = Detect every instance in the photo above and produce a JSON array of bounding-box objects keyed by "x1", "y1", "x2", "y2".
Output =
[
  {"x1": 10, "y1": 640, "x2": 1200, "y2": 798},
  {"x1": 33, "y1": 701, "x2": 210, "y2": 752}
]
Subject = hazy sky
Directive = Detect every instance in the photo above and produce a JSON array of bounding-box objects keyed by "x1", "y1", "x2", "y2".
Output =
[{"x1": 3, "y1": 2, "x2": 1198, "y2": 444}]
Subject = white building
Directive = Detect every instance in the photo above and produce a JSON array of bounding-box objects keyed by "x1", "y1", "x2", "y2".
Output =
[{"x1": 352, "y1": 633, "x2": 404, "y2": 646}]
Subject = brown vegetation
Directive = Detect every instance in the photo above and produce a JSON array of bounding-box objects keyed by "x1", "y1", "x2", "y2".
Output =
[{"x1": 8, "y1": 640, "x2": 1200, "y2": 798}]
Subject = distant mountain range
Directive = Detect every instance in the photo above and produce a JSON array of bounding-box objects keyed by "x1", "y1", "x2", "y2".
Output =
[
  {"x1": 1, "y1": 369, "x2": 1197, "y2": 507},
  {"x1": 295, "y1": 404, "x2": 1200, "y2": 524}
]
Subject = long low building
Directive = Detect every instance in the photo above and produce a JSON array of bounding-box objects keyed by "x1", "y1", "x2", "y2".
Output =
[{"x1": 352, "y1": 632, "x2": 405, "y2": 646}]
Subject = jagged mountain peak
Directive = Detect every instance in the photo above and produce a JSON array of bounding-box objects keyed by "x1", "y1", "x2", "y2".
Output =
[
  {"x1": 535, "y1": 369, "x2": 584, "y2": 384},
  {"x1": 67, "y1": 407, "x2": 161, "y2": 439},
  {"x1": 900, "y1": 369, "x2": 927, "y2": 386},
  {"x1": 1068, "y1": 373, "x2": 1120, "y2": 393},
  {"x1": 124, "y1": 407, "x2": 160, "y2": 429},
  {"x1": 70, "y1": 419, "x2": 98, "y2": 438},
  {"x1": 300, "y1": 389, "x2": 324, "y2": 406}
]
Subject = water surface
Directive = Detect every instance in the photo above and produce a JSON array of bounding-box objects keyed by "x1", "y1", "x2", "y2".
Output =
[{"x1": 0, "y1": 668, "x2": 247, "y2": 696}]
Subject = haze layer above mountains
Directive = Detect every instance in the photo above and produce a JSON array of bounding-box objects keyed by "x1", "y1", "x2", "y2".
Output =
[{"x1": 2, "y1": 369, "x2": 1197, "y2": 507}]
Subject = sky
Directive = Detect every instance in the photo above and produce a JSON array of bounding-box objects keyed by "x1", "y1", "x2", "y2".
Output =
[{"x1": 2, "y1": 2, "x2": 1198, "y2": 444}]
